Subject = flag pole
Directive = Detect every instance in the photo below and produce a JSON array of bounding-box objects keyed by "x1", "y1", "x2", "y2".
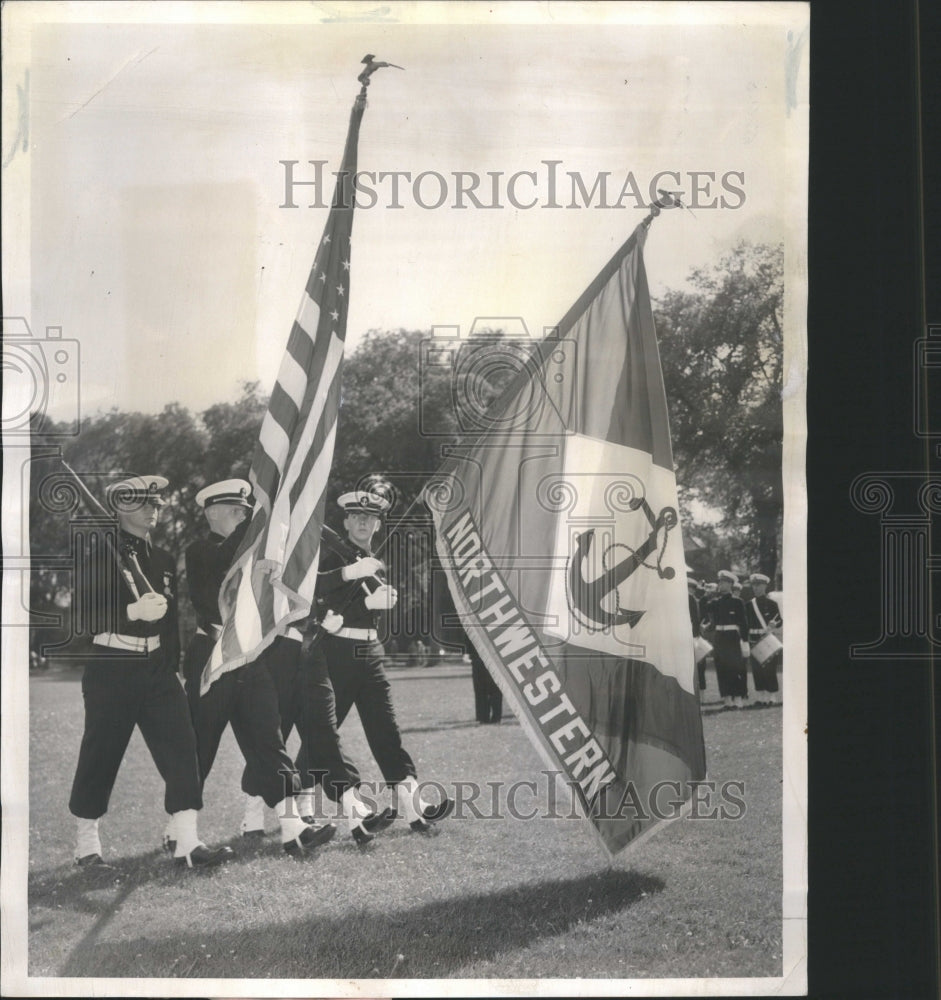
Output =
[{"x1": 205, "y1": 56, "x2": 401, "y2": 689}]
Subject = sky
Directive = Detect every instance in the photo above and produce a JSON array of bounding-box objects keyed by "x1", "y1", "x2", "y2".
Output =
[{"x1": 3, "y1": 1, "x2": 808, "y2": 421}]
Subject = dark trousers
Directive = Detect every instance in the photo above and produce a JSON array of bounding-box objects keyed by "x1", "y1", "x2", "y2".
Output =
[
  {"x1": 264, "y1": 636, "x2": 361, "y2": 802},
  {"x1": 182, "y1": 632, "x2": 214, "y2": 728},
  {"x1": 195, "y1": 654, "x2": 300, "y2": 808},
  {"x1": 322, "y1": 636, "x2": 417, "y2": 786},
  {"x1": 713, "y1": 633, "x2": 748, "y2": 698},
  {"x1": 470, "y1": 647, "x2": 502, "y2": 723},
  {"x1": 69, "y1": 650, "x2": 202, "y2": 819}
]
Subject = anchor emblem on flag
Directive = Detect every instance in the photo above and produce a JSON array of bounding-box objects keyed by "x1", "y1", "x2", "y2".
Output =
[{"x1": 566, "y1": 499, "x2": 678, "y2": 631}]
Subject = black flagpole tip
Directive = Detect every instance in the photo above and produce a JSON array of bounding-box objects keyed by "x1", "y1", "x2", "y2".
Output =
[
  {"x1": 642, "y1": 191, "x2": 686, "y2": 229},
  {"x1": 357, "y1": 54, "x2": 405, "y2": 87}
]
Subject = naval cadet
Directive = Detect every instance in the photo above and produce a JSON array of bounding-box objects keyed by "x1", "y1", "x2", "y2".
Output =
[
  {"x1": 701, "y1": 570, "x2": 749, "y2": 709},
  {"x1": 316, "y1": 477, "x2": 454, "y2": 831},
  {"x1": 185, "y1": 479, "x2": 337, "y2": 859},
  {"x1": 181, "y1": 479, "x2": 252, "y2": 725},
  {"x1": 745, "y1": 573, "x2": 783, "y2": 705},
  {"x1": 469, "y1": 638, "x2": 503, "y2": 724},
  {"x1": 68, "y1": 475, "x2": 233, "y2": 870}
]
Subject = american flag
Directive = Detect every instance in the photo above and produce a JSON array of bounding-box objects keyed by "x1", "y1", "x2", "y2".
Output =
[{"x1": 201, "y1": 92, "x2": 366, "y2": 693}]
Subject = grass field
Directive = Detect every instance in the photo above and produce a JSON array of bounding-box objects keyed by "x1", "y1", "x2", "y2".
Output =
[{"x1": 26, "y1": 661, "x2": 784, "y2": 983}]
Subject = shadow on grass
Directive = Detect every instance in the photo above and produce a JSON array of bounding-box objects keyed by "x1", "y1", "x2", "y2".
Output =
[
  {"x1": 55, "y1": 867, "x2": 664, "y2": 979},
  {"x1": 400, "y1": 718, "x2": 519, "y2": 734},
  {"x1": 29, "y1": 832, "x2": 278, "y2": 914},
  {"x1": 701, "y1": 702, "x2": 783, "y2": 715}
]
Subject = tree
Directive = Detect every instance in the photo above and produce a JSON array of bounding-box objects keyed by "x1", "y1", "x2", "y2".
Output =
[
  {"x1": 332, "y1": 328, "x2": 519, "y2": 643},
  {"x1": 200, "y1": 381, "x2": 268, "y2": 486},
  {"x1": 654, "y1": 241, "x2": 784, "y2": 581},
  {"x1": 332, "y1": 328, "x2": 457, "y2": 502}
]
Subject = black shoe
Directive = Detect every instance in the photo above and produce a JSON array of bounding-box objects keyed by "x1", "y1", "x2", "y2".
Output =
[
  {"x1": 409, "y1": 818, "x2": 432, "y2": 833},
  {"x1": 351, "y1": 824, "x2": 376, "y2": 846},
  {"x1": 362, "y1": 807, "x2": 396, "y2": 834},
  {"x1": 283, "y1": 822, "x2": 337, "y2": 857},
  {"x1": 174, "y1": 844, "x2": 235, "y2": 870},
  {"x1": 75, "y1": 853, "x2": 117, "y2": 872},
  {"x1": 421, "y1": 798, "x2": 454, "y2": 824}
]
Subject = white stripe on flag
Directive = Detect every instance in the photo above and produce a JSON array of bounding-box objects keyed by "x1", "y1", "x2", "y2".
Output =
[
  {"x1": 263, "y1": 516, "x2": 291, "y2": 566},
  {"x1": 234, "y1": 562, "x2": 263, "y2": 652},
  {"x1": 258, "y1": 413, "x2": 291, "y2": 479},
  {"x1": 296, "y1": 291, "x2": 321, "y2": 341},
  {"x1": 277, "y1": 348, "x2": 310, "y2": 411},
  {"x1": 272, "y1": 586, "x2": 290, "y2": 624}
]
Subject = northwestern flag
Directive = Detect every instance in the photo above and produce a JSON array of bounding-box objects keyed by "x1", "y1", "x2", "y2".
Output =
[
  {"x1": 426, "y1": 220, "x2": 706, "y2": 856},
  {"x1": 202, "y1": 91, "x2": 366, "y2": 693}
]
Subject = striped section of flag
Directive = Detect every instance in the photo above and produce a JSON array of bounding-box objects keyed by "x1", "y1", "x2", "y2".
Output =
[
  {"x1": 427, "y1": 217, "x2": 706, "y2": 856},
  {"x1": 201, "y1": 92, "x2": 366, "y2": 693}
]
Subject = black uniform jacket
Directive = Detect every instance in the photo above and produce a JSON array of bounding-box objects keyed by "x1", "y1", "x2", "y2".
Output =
[
  {"x1": 79, "y1": 529, "x2": 181, "y2": 669},
  {"x1": 744, "y1": 594, "x2": 782, "y2": 634},
  {"x1": 315, "y1": 537, "x2": 386, "y2": 631},
  {"x1": 701, "y1": 592, "x2": 748, "y2": 640},
  {"x1": 184, "y1": 521, "x2": 249, "y2": 632}
]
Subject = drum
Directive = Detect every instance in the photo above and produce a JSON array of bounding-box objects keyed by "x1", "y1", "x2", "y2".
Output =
[{"x1": 751, "y1": 631, "x2": 783, "y2": 665}]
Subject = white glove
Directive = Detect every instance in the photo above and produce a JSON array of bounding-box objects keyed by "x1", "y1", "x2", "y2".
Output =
[
  {"x1": 321, "y1": 610, "x2": 344, "y2": 634},
  {"x1": 127, "y1": 592, "x2": 168, "y2": 622},
  {"x1": 342, "y1": 557, "x2": 383, "y2": 581},
  {"x1": 364, "y1": 584, "x2": 397, "y2": 611}
]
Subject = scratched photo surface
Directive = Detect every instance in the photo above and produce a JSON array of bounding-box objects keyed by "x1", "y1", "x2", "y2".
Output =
[{"x1": 2, "y1": 2, "x2": 808, "y2": 997}]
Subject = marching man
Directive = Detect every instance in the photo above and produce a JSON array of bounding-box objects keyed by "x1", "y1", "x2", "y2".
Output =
[
  {"x1": 701, "y1": 569, "x2": 749, "y2": 709},
  {"x1": 181, "y1": 479, "x2": 253, "y2": 725},
  {"x1": 183, "y1": 479, "x2": 338, "y2": 858},
  {"x1": 745, "y1": 573, "x2": 783, "y2": 705},
  {"x1": 316, "y1": 476, "x2": 454, "y2": 832},
  {"x1": 68, "y1": 475, "x2": 233, "y2": 871}
]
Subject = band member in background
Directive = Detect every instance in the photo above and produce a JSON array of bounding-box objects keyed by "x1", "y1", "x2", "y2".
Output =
[
  {"x1": 468, "y1": 636, "x2": 503, "y2": 724},
  {"x1": 701, "y1": 570, "x2": 749, "y2": 709},
  {"x1": 69, "y1": 475, "x2": 233, "y2": 871},
  {"x1": 186, "y1": 479, "x2": 337, "y2": 859},
  {"x1": 745, "y1": 573, "x2": 783, "y2": 705},
  {"x1": 316, "y1": 476, "x2": 454, "y2": 832}
]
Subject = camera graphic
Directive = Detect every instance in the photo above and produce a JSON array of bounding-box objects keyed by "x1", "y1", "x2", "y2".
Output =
[
  {"x1": 418, "y1": 317, "x2": 577, "y2": 438},
  {"x1": 2, "y1": 316, "x2": 80, "y2": 437}
]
